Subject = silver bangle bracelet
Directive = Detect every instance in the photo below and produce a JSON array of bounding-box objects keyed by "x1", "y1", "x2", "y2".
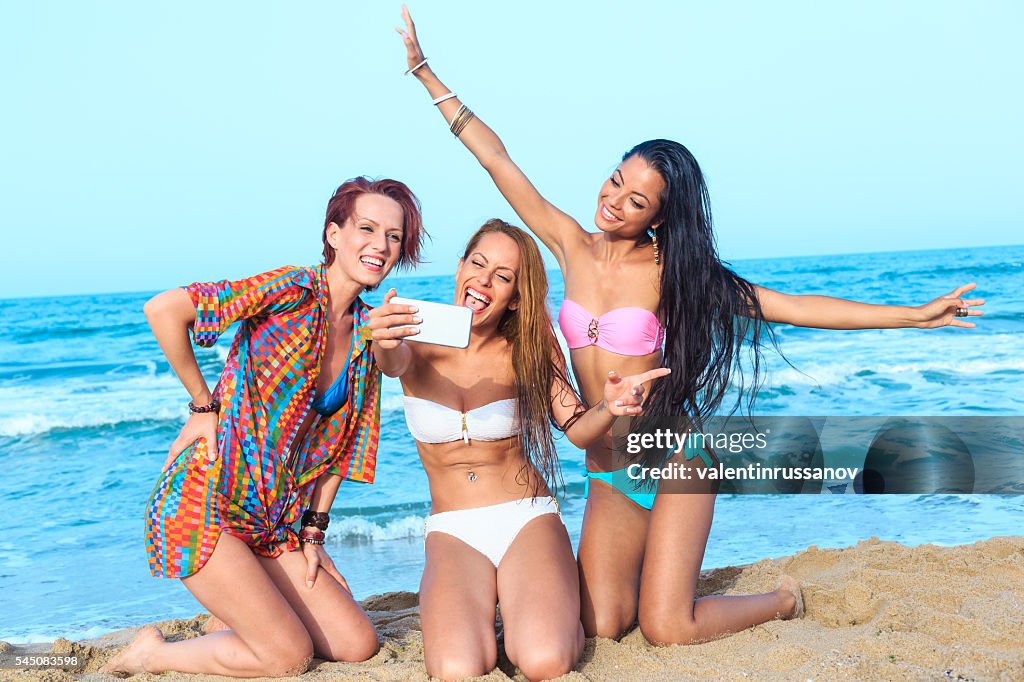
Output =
[{"x1": 405, "y1": 57, "x2": 429, "y2": 76}]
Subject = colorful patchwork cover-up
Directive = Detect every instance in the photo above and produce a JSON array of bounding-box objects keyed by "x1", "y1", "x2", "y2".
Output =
[{"x1": 144, "y1": 265, "x2": 380, "y2": 579}]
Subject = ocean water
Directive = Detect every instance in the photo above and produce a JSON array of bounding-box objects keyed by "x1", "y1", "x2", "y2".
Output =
[{"x1": 2, "y1": 244, "x2": 1023, "y2": 643}]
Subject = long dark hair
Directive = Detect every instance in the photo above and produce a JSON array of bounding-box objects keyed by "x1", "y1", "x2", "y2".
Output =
[
  {"x1": 627, "y1": 140, "x2": 775, "y2": 467},
  {"x1": 463, "y1": 220, "x2": 579, "y2": 493}
]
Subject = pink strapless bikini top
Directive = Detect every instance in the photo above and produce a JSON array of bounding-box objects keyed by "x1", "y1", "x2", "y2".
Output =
[{"x1": 557, "y1": 300, "x2": 665, "y2": 356}]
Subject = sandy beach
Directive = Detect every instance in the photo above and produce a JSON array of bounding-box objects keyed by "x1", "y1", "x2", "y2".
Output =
[{"x1": 4, "y1": 536, "x2": 1022, "y2": 682}]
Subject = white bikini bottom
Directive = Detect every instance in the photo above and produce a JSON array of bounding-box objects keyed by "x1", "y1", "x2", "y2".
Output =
[{"x1": 423, "y1": 496, "x2": 561, "y2": 567}]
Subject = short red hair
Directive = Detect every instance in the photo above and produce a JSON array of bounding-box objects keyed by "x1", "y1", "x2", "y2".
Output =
[{"x1": 322, "y1": 177, "x2": 426, "y2": 269}]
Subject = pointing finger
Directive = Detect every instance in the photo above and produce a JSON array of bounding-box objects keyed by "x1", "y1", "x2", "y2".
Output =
[
  {"x1": 945, "y1": 282, "x2": 977, "y2": 299},
  {"x1": 635, "y1": 367, "x2": 672, "y2": 384}
]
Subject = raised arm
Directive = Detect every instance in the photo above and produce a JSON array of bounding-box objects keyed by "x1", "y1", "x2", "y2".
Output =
[
  {"x1": 397, "y1": 5, "x2": 587, "y2": 266},
  {"x1": 754, "y1": 282, "x2": 985, "y2": 330}
]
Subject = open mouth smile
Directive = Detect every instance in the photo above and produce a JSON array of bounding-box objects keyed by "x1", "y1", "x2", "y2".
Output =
[{"x1": 463, "y1": 286, "x2": 492, "y2": 313}]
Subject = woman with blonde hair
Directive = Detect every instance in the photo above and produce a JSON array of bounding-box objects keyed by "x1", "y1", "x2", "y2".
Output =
[{"x1": 370, "y1": 219, "x2": 668, "y2": 681}]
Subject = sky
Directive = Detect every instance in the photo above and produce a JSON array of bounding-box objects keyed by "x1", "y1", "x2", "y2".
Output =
[{"x1": 1, "y1": 1, "x2": 1021, "y2": 299}]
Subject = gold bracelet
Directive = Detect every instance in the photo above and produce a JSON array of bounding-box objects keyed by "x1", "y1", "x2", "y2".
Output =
[
  {"x1": 449, "y1": 104, "x2": 475, "y2": 137},
  {"x1": 449, "y1": 104, "x2": 467, "y2": 134},
  {"x1": 453, "y1": 109, "x2": 475, "y2": 137}
]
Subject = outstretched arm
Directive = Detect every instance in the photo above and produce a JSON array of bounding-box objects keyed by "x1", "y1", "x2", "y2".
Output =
[
  {"x1": 552, "y1": 363, "x2": 672, "y2": 449},
  {"x1": 754, "y1": 282, "x2": 985, "y2": 330},
  {"x1": 397, "y1": 5, "x2": 587, "y2": 266}
]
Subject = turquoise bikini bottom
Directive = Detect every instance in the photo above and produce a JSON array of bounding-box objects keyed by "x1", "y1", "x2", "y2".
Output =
[{"x1": 583, "y1": 445, "x2": 715, "y2": 512}]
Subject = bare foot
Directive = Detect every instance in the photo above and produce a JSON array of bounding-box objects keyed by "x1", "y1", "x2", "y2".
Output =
[
  {"x1": 99, "y1": 625, "x2": 165, "y2": 676},
  {"x1": 776, "y1": 576, "x2": 805, "y2": 620},
  {"x1": 203, "y1": 615, "x2": 230, "y2": 634}
]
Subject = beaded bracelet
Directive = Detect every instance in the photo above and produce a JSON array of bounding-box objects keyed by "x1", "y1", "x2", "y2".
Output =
[
  {"x1": 188, "y1": 399, "x2": 220, "y2": 414},
  {"x1": 299, "y1": 529, "x2": 325, "y2": 546}
]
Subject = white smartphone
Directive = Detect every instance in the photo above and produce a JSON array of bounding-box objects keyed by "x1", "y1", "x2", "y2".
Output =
[{"x1": 390, "y1": 296, "x2": 472, "y2": 349}]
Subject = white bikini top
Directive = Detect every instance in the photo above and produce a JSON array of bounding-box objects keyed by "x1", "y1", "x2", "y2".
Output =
[{"x1": 403, "y1": 395, "x2": 519, "y2": 444}]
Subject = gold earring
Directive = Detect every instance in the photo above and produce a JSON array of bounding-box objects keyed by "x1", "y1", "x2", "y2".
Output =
[{"x1": 650, "y1": 228, "x2": 660, "y2": 265}]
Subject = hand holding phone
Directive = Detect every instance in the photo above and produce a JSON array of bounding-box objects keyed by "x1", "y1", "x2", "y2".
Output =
[
  {"x1": 369, "y1": 290, "x2": 472, "y2": 349},
  {"x1": 368, "y1": 290, "x2": 422, "y2": 350},
  {"x1": 390, "y1": 296, "x2": 472, "y2": 348}
]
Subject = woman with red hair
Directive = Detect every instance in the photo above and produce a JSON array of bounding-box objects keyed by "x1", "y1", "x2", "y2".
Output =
[{"x1": 102, "y1": 177, "x2": 426, "y2": 677}]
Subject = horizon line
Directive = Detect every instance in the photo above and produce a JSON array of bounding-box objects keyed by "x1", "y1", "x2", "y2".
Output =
[{"x1": 2, "y1": 242, "x2": 1018, "y2": 303}]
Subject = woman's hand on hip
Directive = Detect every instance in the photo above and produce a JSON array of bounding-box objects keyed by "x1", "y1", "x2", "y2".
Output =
[{"x1": 164, "y1": 411, "x2": 218, "y2": 470}]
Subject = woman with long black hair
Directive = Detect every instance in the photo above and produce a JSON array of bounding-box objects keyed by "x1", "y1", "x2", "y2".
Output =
[{"x1": 396, "y1": 7, "x2": 984, "y2": 645}]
